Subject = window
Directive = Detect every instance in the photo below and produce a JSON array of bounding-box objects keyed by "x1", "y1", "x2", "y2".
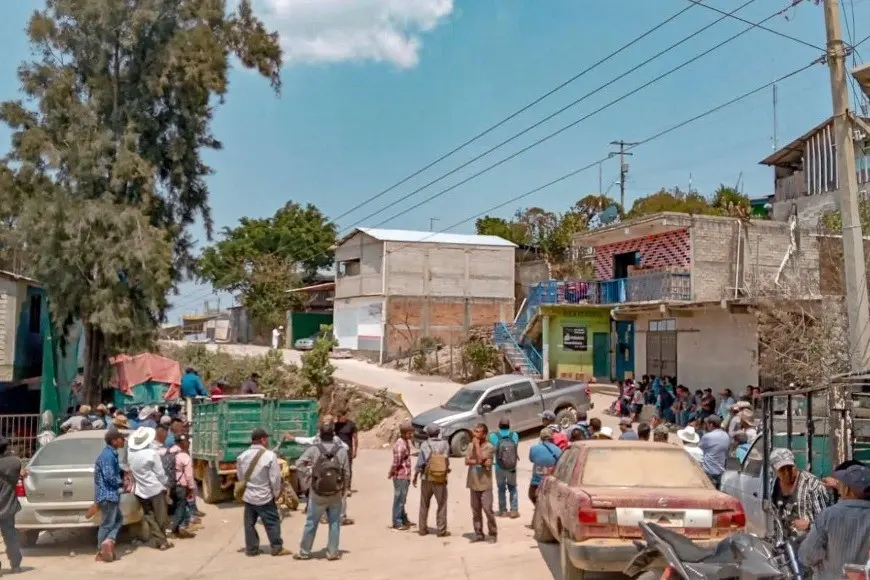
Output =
[
  {"x1": 649, "y1": 318, "x2": 676, "y2": 332},
  {"x1": 28, "y1": 294, "x2": 41, "y2": 334},
  {"x1": 31, "y1": 437, "x2": 105, "y2": 467},
  {"x1": 553, "y1": 449, "x2": 579, "y2": 483},
  {"x1": 480, "y1": 388, "x2": 508, "y2": 412},
  {"x1": 338, "y1": 259, "x2": 361, "y2": 277},
  {"x1": 742, "y1": 436, "x2": 764, "y2": 477},
  {"x1": 508, "y1": 382, "x2": 535, "y2": 402}
]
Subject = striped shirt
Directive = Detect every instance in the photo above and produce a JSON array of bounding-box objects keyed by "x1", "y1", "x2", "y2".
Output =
[
  {"x1": 771, "y1": 470, "x2": 834, "y2": 544},
  {"x1": 798, "y1": 499, "x2": 870, "y2": 579}
]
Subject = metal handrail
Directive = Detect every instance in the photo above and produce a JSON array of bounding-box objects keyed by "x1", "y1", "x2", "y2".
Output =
[{"x1": 494, "y1": 322, "x2": 541, "y2": 375}]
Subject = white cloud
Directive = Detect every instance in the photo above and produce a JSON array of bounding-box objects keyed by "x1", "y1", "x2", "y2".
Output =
[{"x1": 259, "y1": 0, "x2": 454, "y2": 68}]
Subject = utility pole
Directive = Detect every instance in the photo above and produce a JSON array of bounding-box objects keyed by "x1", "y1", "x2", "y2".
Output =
[
  {"x1": 823, "y1": 0, "x2": 869, "y2": 464},
  {"x1": 429, "y1": 217, "x2": 440, "y2": 232},
  {"x1": 610, "y1": 140, "x2": 638, "y2": 209}
]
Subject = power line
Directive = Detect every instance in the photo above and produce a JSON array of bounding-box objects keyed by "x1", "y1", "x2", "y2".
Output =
[
  {"x1": 348, "y1": 0, "x2": 765, "y2": 229},
  {"x1": 367, "y1": 0, "x2": 817, "y2": 228},
  {"x1": 185, "y1": 57, "x2": 817, "y2": 305},
  {"x1": 323, "y1": 4, "x2": 700, "y2": 228},
  {"x1": 686, "y1": 0, "x2": 824, "y2": 51}
]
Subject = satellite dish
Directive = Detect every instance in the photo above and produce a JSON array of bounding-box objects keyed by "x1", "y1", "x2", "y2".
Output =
[{"x1": 598, "y1": 204, "x2": 620, "y2": 226}]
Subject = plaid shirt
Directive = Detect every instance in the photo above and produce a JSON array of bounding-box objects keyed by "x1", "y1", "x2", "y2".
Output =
[
  {"x1": 94, "y1": 445, "x2": 122, "y2": 504},
  {"x1": 389, "y1": 438, "x2": 412, "y2": 480},
  {"x1": 771, "y1": 470, "x2": 833, "y2": 544}
]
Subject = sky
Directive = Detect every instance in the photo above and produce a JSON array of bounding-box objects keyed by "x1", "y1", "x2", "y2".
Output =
[{"x1": 1, "y1": 0, "x2": 869, "y2": 322}]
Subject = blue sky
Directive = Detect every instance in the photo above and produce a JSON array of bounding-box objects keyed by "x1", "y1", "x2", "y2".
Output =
[{"x1": 1, "y1": 0, "x2": 868, "y2": 321}]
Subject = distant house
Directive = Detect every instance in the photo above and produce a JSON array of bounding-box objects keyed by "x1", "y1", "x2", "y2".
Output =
[
  {"x1": 760, "y1": 115, "x2": 870, "y2": 223},
  {"x1": 0, "y1": 270, "x2": 45, "y2": 382},
  {"x1": 333, "y1": 228, "x2": 516, "y2": 361}
]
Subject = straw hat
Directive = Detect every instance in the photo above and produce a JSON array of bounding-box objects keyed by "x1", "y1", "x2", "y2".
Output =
[
  {"x1": 112, "y1": 416, "x2": 130, "y2": 429},
  {"x1": 79, "y1": 405, "x2": 92, "y2": 415},
  {"x1": 138, "y1": 406, "x2": 156, "y2": 421},
  {"x1": 677, "y1": 426, "x2": 700, "y2": 445},
  {"x1": 598, "y1": 426, "x2": 614, "y2": 439},
  {"x1": 128, "y1": 427, "x2": 156, "y2": 451}
]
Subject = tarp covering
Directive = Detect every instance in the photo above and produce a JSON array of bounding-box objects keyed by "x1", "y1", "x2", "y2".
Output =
[{"x1": 109, "y1": 353, "x2": 181, "y2": 400}]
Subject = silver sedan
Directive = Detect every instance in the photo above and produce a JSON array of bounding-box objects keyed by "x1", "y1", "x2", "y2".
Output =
[{"x1": 16, "y1": 430, "x2": 143, "y2": 546}]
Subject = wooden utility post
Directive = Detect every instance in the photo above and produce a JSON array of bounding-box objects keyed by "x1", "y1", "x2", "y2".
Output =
[{"x1": 823, "y1": 0, "x2": 869, "y2": 464}]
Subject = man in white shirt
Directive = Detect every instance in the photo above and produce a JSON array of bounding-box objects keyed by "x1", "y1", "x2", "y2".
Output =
[
  {"x1": 236, "y1": 428, "x2": 291, "y2": 557},
  {"x1": 127, "y1": 427, "x2": 172, "y2": 550},
  {"x1": 676, "y1": 425, "x2": 704, "y2": 463},
  {"x1": 61, "y1": 405, "x2": 92, "y2": 432},
  {"x1": 271, "y1": 326, "x2": 283, "y2": 350}
]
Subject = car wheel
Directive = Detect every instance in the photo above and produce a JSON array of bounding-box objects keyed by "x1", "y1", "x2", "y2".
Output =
[
  {"x1": 555, "y1": 407, "x2": 577, "y2": 430},
  {"x1": 19, "y1": 530, "x2": 40, "y2": 548},
  {"x1": 560, "y1": 530, "x2": 586, "y2": 580},
  {"x1": 450, "y1": 431, "x2": 471, "y2": 457},
  {"x1": 532, "y1": 504, "x2": 556, "y2": 543},
  {"x1": 201, "y1": 465, "x2": 226, "y2": 504}
]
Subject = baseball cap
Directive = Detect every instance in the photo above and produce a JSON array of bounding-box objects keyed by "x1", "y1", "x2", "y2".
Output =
[
  {"x1": 619, "y1": 417, "x2": 633, "y2": 426},
  {"x1": 251, "y1": 428, "x2": 269, "y2": 441},
  {"x1": 539, "y1": 411, "x2": 556, "y2": 422},
  {"x1": 832, "y1": 464, "x2": 870, "y2": 496},
  {"x1": 770, "y1": 448, "x2": 796, "y2": 471}
]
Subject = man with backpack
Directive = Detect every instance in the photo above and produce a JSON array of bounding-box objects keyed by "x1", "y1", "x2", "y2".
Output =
[
  {"x1": 413, "y1": 423, "x2": 450, "y2": 537},
  {"x1": 294, "y1": 421, "x2": 350, "y2": 561},
  {"x1": 488, "y1": 416, "x2": 520, "y2": 519}
]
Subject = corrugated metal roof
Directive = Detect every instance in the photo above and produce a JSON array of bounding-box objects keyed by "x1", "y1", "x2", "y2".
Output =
[{"x1": 353, "y1": 227, "x2": 516, "y2": 247}]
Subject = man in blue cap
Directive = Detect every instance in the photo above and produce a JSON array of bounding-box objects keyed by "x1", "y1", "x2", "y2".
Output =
[{"x1": 799, "y1": 464, "x2": 870, "y2": 578}]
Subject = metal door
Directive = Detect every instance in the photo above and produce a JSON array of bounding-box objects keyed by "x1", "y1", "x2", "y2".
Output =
[
  {"x1": 646, "y1": 331, "x2": 677, "y2": 378},
  {"x1": 614, "y1": 321, "x2": 635, "y2": 380},
  {"x1": 592, "y1": 333, "x2": 610, "y2": 380}
]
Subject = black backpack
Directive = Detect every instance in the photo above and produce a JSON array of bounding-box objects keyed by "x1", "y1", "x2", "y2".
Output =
[
  {"x1": 311, "y1": 443, "x2": 344, "y2": 496},
  {"x1": 495, "y1": 434, "x2": 519, "y2": 471},
  {"x1": 161, "y1": 451, "x2": 178, "y2": 491}
]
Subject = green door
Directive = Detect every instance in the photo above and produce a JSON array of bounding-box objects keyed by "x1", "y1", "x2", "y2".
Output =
[{"x1": 592, "y1": 332, "x2": 610, "y2": 380}]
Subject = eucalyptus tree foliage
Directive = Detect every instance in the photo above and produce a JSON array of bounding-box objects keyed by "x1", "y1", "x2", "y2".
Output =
[{"x1": 0, "y1": 0, "x2": 282, "y2": 401}]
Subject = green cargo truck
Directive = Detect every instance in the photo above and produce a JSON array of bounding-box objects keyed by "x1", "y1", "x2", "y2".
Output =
[{"x1": 190, "y1": 397, "x2": 318, "y2": 503}]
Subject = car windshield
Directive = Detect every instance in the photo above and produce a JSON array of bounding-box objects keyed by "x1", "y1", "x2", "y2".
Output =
[
  {"x1": 30, "y1": 437, "x2": 106, "y2": 468},
  {"x1": 442, "y1": 388, "x2": 482, "y2": 411},
  {"x1": 581, "y1": 448, "x2": 712, "y2": 488}
]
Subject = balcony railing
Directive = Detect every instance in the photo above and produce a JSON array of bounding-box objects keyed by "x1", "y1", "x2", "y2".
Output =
[{"x1": 596, "y1": 272, "x2": 691, "y2": 304}]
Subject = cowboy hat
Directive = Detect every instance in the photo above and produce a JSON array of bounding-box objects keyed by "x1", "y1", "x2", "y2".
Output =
[
  {"x1": 138, "y1": 406, "x2": 156, "y2": 421},
  {"x1": 599, "y1": 426, "x2": 614, "y2": 439},
  {"x1": 739, "y1": 409, "x2": 756, "y2": 424},
  {"x1": 677, "y1": 426, "x2": 700, "y2": 445},
  {"x1": 112, "y1": 416, "x2": 130, "y2": 429},
  {"x1": 79, "y1": 404, "x2": 92, "y2": 415},
  {"x1": 96, "y1": 404, "x2": 108, "y2": 413},
  {"x1": 128, "y1": 427, "x2": 156, "y2": 451}
]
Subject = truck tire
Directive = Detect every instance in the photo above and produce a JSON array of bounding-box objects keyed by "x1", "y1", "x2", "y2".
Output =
[
  {"x1": 532, "y1": 505, "x2": 556, "y2": 543},
  {"x1": 201, "y1": 465, "x2": 225, "y2": 504},
  {"x1": 450, "y1": 430, "x2": 471, "y2": 457},
  {"x1": 560, "y1": 530, "x2": 586, "y2": 580},
  {"x1": 555, "y1": 407, "x2": 577, "y2": 430}
]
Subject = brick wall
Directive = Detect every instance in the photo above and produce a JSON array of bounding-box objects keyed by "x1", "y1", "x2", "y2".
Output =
[
  {"x1": 384, "y1": 296, "x2": 511, "y2": 357},
  {"x1": 593, "y1": 229, "x2": 690, "y2": 280},
  {"x1": 691, "y1": 216, "x2": 820, "y2": 301}
]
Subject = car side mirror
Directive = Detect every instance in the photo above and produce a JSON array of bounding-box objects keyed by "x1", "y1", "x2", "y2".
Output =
[{"x1": 481, "y1": 404, "x2": 492, "y2": 414}]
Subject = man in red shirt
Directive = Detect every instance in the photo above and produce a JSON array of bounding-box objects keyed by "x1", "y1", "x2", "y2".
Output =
[
  {"x1": 388, "y1": 424, "x2": 415, "y2": 530},
  {"x1": 539, "y1": 411, "x2": 568, "y2": 450}
]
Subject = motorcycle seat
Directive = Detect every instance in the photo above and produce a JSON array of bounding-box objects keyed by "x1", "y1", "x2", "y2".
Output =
[{"x1": 645, "y1": 523, "x2": 717, "y2": 562}]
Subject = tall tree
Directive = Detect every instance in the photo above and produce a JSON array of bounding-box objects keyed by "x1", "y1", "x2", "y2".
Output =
[
  {"x1": 711, "y1": 184, "x2": 751, "y2": 215},
  {"x1": 474, "y1": 215, "x2": 529, "y2": 245},
  {"x1": 628, "y1": 187, "x2": 715, "y2": 217},
  {"x1": 199, "y1": 202, "x2": 336, "y2": 332},
  {"x1": 0, "y1": 0, "x2": 282, "y2": 403}
]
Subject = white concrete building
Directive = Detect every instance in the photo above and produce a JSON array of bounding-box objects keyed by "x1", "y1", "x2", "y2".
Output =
[{"x1": 333, "y1": 228, "x2": 516, "y2": 361}]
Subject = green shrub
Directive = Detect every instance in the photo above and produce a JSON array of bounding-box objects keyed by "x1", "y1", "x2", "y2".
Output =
[
  {"x1": 354, "y1": 388, "x2": 394, "y2": 430},
  {"x1": 462, "y1": 340, "x2": 499, "y2": 381},
  {"x1": 299, "y1": 324, "x2": 338, "y2": 399}
]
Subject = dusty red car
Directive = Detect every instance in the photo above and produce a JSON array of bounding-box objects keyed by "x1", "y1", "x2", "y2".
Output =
[{"x1": 532, "y1": 440, "x2": 746, "y2": 579}]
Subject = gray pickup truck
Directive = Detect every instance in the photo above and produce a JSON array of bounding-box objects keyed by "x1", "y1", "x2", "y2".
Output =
[{"x1": 411, "y1": 374, "x2": 591, "y2": 456}]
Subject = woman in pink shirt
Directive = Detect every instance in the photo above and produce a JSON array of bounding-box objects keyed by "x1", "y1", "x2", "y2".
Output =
[{"x1": 170, "y1": 434, "x2": 197, "y2": 538}]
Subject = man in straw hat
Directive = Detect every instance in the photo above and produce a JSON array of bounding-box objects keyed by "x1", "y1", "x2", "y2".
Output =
[
  {"x1": 127, "y1": 427, "x2": 172, "y2": 550},
  {"x1": 61, "y1": 405, "x2": 92, "y2": 433},
  {"x1": 799, "y1": 464, "x2": 870, "y2": 578}
]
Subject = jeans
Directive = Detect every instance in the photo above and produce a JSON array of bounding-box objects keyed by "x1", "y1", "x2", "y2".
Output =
[
  {"x1": 391, "y1": 478, "x2": 411, "y2": 528},
  {"x1": 172, "y1": 488, "x2": 191, "y2": 531},
  {"x1": 0, "y1": 515, "x2": 21, "y2": 569},
  {"x1": 495, "y1": 470, "x2": 518, "y2": 513},
  {"x1": 97, "y1": 501, "x2": 123, "y2": 546},
  {"x1": 243, "y1": 501, "x2": 283, "y2": 554},
  {"x1": 299, "y1": 497, "x2": 341, "y2": 558}
]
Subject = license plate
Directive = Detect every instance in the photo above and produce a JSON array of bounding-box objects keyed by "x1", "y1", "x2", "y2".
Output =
[{"x1": 643, "y1": 511, "x2": 684, "y2": 526}]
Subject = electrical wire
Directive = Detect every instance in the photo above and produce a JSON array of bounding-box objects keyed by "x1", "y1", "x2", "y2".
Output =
[
  {"x1": 686, "y1": 0, "x2": 823, "y2": 51},
  {"x1": 366, "y1": 0, "x2": 820, "y2": 228},
  {"x1": 322, "y1": 4, "x2": 701, "y2": 227}
]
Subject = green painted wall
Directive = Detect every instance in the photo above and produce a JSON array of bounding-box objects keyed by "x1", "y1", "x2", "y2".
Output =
[{"x1": 546, "y1": 309, "x2": 612, "y2": 379}]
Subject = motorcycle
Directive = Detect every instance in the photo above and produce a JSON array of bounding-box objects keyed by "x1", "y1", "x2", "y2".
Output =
[
  {"x1": 769, "y1": 501, "x2": 806, "y2": 580},
  {"x1": 624, "y1": 521, "x2": 783, "y2": 580}
]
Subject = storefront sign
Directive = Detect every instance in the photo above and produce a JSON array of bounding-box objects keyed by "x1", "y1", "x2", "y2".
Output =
[{"x1": 562, "y1": 326, "x2": 588, "y2": 351}]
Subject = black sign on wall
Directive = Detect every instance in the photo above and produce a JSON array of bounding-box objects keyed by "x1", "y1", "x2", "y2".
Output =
[{"x1": 563, "y1": 326, "x2": 588, "y2": 351}]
